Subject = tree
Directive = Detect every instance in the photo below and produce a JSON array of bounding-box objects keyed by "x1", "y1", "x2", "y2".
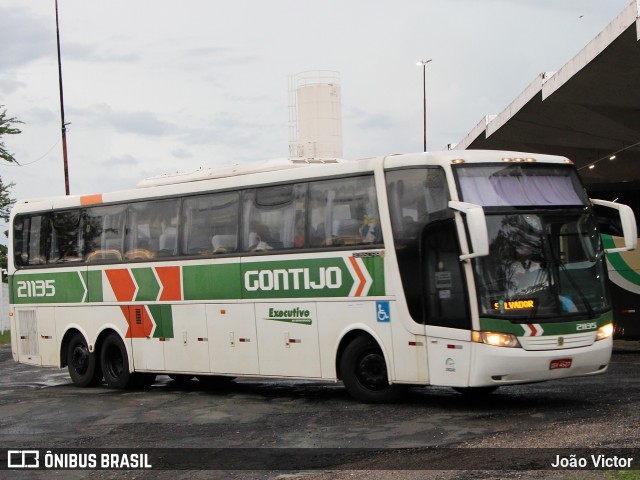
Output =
[
  {"x1": 0, "y1": 106, "x2": 20, "y2": 281},
  {"x1": 0, "y1": 177, "x2": 14, "y2": 220},
  {"x1": 0, "y1": 106, "x2": 22, "y2": 164}
]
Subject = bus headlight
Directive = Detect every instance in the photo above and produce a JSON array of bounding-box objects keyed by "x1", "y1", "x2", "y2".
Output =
[
  {"x1": 596, "y1": 323, "x2": 614, "y2": 341},
  {"x1": 472, "y1": 331, "x2": 520, "y2": 348}
]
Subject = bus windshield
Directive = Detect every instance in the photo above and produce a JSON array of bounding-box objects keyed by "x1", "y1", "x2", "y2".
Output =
[
  {"x1": 455, "y1": 164, "x2": 587, "y2": 207},
  {"x1": 473, "y1": 213, "x2": 609, "y2": 320},
  {"x1": 453, "y1": 163, "x2": 609, "y2": 320}
]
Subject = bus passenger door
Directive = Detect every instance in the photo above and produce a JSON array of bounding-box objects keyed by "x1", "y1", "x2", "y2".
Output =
[
  {"x1": 422, "y1": 219, "x2": 473, "y2": 386},
  {"x1": 206, "y1": 303, "x2": 260, "y2": 375}
]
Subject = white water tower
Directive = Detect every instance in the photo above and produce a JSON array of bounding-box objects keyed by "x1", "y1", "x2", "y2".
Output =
[{"x1": 288, "y1": 71, "x2": 343, "y2": 159}]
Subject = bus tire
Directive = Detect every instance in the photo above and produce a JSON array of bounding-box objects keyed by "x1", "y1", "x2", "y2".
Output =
[
  {"x1": 340, "y1": 335, "x2": 407, "y2": 403},
  {"x1": 66, "y1": 332, "x2": 102, "y2": 387},
  {"x1": 100, "y1": 333, "x2": 133, "y2": 389}
]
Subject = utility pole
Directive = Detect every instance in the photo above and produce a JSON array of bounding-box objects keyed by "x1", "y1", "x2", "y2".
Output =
[{"x1": 55, "y1": 0, "x2": 70, "y2": 195}]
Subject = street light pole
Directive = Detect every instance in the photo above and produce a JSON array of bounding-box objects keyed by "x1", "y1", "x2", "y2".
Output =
[{"x1": 416, "y1": 59, "x2": 432, "y2": 153}]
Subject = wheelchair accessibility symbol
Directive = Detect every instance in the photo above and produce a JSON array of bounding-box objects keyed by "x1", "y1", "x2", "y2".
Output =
[{"x1": 376, "y1": 301, "x2": 390, "y2": 323}]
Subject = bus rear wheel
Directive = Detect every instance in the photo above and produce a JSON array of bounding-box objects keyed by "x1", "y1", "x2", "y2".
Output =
[
  {"x1": 100, "y1": 333, "x2": 155, "y2": 389},
  {"x1": 66, "y1": 332, "x2": 102, "y2": 387},
  {"x1": 340, "y1": 335, "x2": 407, "y2": 403}
]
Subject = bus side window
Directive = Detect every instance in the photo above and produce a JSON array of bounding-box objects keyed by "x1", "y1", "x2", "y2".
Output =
[
  {"x1": 308, "y1": 176, "x2": 381, "y2": 248},
  {"x1": 182, "y1": 192, "x2": 239, "y2": 255},
  {"x1": 50, "y1": 210, "x2": 83, "y2": 264},
  {"x1": 84, "y1": 205, "x2": 126, "y2": 263},
  {"x1": 423, "y1": 219, "x2": 470, "y2": 329},
  {"x1": 241, "y1": 184, "x2": 306, "y2": 252},
  {"x1": 182, "y1": 203, "x2": 210, "y2": 255},
  {"x1": 14, "y1": 214, "x2": 50, "y2": 267},
  {"x1": 125, "y1": 199, "x2": 180, "y2": 260},
  {"x1": 13, "y1": 216, "x2": 26, "y2": 267}
]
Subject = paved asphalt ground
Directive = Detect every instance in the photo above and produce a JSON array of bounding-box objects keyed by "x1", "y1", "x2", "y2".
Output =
[{"x1": 0, "y1": 341, "x2": 639, "y2": 479}]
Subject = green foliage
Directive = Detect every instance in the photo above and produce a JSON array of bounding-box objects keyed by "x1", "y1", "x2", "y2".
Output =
[
  {"x1": 605, "y1": 471, "x2": 640, "y2": 480},
  {"x1": 0, "y1": 329, "x2": 10, "y2": 345},
  {"x1": 0, "y1": 177, "x2": 14, "y2": 280},
  {"x1": 0, "y1": 106, "x2": 19, "y2": 282},
  {"x1": 0, "y1": 178, "x2": 15, "y2": 223},
  {"x1": 0, "y1": 105, "x2": 22, "y2": 165},
  {"x1": 0, "y1": 244, "x2": 7, "y2": 282}
]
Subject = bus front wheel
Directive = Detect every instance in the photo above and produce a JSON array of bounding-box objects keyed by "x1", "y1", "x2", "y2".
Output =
[
  {"x1": 100, "y1": 333, "x2": 155, "y2": 389},
  {"x1": 340, "y1": 335, "x2": 407, "y2": 403},
  {"x1": 66, "y1": 332, "x2": 102, "y2": 387}
]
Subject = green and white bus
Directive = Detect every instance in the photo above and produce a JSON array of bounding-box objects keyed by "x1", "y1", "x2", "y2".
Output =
[
  {"x1": 588, "y1": 181, "x2": 640, "y2": 339},
  {"x1": 8, "y1": 150, "x2": 637, "y2": 402}
]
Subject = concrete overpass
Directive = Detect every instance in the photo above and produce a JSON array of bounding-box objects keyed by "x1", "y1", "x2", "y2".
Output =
[{"x1": 455, "y1": 0, "x2": 640, "y2": 186}]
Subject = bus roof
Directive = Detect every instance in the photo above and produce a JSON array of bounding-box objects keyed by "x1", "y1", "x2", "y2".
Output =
[
  {"x1": 11, "y1": 150, "x2": 573, "y2": 214},
  {"x1": 136, "y1": 150, "x2": 571, "y2": 188},
  {"x1": 382, "y1": 150, "x2": 572, "y2": 169},
  {"x1": 136, "y1": 157, "x2": 343, "y2": 188}
]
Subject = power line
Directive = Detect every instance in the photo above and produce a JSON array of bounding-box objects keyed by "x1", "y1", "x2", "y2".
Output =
[{"x1": 1, "y1": 138, "x2": 61, "y2": 167}]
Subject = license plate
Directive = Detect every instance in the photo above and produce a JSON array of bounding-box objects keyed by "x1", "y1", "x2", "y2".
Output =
[{"x1": 549, "y1": 358, "x2": 572, "y2": 370}]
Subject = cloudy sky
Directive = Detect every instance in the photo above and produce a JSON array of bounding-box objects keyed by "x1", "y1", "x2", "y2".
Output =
[{"x1": 0, "y1": 0, "x2": 633, "y2": 213}]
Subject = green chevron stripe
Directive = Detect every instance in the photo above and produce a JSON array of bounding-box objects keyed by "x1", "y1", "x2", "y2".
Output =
[{"x1": 132, "y1": 268, "x2": 160, "y2": 301}]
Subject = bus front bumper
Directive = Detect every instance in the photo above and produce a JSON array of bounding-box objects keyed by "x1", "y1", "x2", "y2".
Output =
[{"x1": 467, "y1": 337, "x2": 612, "y2": 386}]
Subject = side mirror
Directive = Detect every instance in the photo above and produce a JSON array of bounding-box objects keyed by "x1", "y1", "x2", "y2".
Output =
[
  {"x1": 448, "y1": 200, "x2": 489, "y2": 260},
  {"x1": 591, "y1": 199, "x2": 637, "y2": 253}
]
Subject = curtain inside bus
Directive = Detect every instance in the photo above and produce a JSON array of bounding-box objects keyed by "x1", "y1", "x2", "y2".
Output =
[{"x1": 455, "y1": 165, "x2": 587, "y2": 207}]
